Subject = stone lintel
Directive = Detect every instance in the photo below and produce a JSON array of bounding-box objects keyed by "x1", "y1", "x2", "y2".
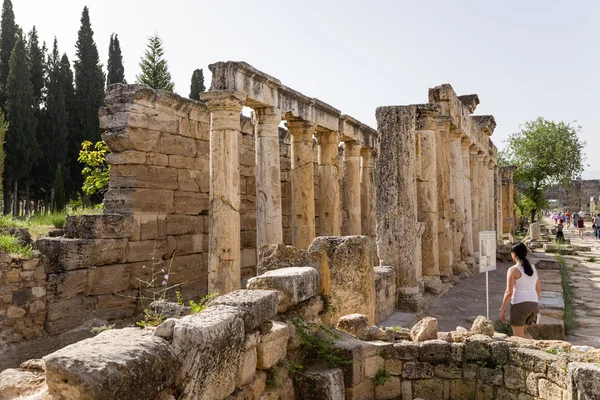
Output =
[
  {"x1": 457, "y1": 94, "x2": 480, "y2": 114},
  {"x1": 199, "y1": 90, "x2": 245, "y2": 112},
  {"x1": 339, "y1": 114, "x2": 377, "y2": 149},
  {"x1": 472, "y1": 115, "x2": 497, "y2": 136}
]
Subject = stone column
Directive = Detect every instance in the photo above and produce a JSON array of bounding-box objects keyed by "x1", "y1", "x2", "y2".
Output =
[
  {"x1": 487, "y1": 159, "x2": 495, "y2": 232},
  {"x1": 417, "y1": 118, "x2": 441, "y2": 294},
  {"x1": 480, "y1": 154, "x2": 489, "y2": 234},
  {"x1": 375, "y1": 105, "x2": 423, "y2": 312},
  {"x1": 254, "y1": 107, "x2": 283, "y2": 251},
  {"x1": 436, "y1": 121, "x2": 453, "y2": 279},
  {"x1": 461, "y1": 139, "x2": 475, "y2": 265},
  {"x1": 471, "y1": 150, "x2": 484, "y2": 256},
  {"x1": 500, "y1": 166, "x2": 516, "y2": 235},
  {"x1": 201, "y1": 90, "x2": 244, "y2": 294},
  {"x1": 450, "y1": 131, "x2": 466, "y2": 273},
  {"x1": 287, "y1": 118, "x2": 316, "y2": 249},
  {"x1": 315, "y1": 130, "x2": 341, "y2": 236},
  {"x1": 342, "y1": 140, "x2": 362, "y2": 236},
  {"x1": 360, "y1": 147, "x2": 376, "y2": 237},
  {"x1": 494, "y1": 164, "x2": 502, "y2": 242}
]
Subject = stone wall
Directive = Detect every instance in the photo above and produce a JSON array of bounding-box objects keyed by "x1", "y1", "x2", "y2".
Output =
[
  {"x1": 0, "y1": 255, "x2": 45, "y2": 347},
  {"x1": 4, "y1": 237, "x2": 599, "y2": 400},
  {"x1": 544, "y1": 179, "x2": 600, "y2": 213}
]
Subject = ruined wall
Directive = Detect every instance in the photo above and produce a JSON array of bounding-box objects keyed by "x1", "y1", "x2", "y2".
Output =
[{"x1": 544, "y1": 179, "x2": 600, "y2": 212}]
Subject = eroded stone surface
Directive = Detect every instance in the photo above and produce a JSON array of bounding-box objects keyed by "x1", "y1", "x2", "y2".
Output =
[{"x1": 246, "y1": 267, "x2": 319, "y2": 312}]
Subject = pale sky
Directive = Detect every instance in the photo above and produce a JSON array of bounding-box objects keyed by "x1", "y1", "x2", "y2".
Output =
[{"x1": 16, "y1": 0, "x2": 599, "y2": 177}]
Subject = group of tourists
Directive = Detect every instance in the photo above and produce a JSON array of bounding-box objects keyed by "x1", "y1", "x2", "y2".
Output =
[{"x1": 549, "y1": 209, "x2": 600, "y2": 240}]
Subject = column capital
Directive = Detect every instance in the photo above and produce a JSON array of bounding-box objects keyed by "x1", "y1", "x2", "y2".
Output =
[
  {"x1": 254, "y1": 107, "x2": 281, "y2": 126},
  {"x1": 476, "y1": 151, "x2": 486, "y2": 161},
  {"x1": 360, "y1": 147, "x2": 376, "y2": 162},
  {"x1": 314, "y1": 129, "x2": 339, "y2": 145},
  {"x1": 200, "y1": 90, "x2": 245, "y2": 112},
  {"x1": 344, "y1": 140, "x2": 362, "y2": 158},
  {"x1": 450, "y1": 129, "x2": 464, "y2": 140},
  {"x1": 460, "y1": 138, "x2": 472, "y2": 149},
  {"x1": 286, "y1": 118, "x2": 316, "y2": 142}
]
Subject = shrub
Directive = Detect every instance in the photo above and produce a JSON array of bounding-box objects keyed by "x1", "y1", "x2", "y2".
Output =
[{"x1": 0, "y1": 234, "x2": 33, "y2": 258}]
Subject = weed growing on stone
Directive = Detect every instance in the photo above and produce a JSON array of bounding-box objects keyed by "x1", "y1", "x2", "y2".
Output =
[
  {"x1": 136, "y1": 309, "x2": 167, "y2": 328},
  {"x1": 373, "y1": 367, "x2": 390, "y2": 386},
  {"x1": 556, "y1": 253, "x2": 578, "y2": 334},
  {"x1": 265, "y1": 368, "x2": 278, "y2": 388},
  {"x1": 493, "y1": 319, "x2": 513, "y2": 336},
  {"x1": 389, "y1": 325, "x2": 403, "y2": 332},
  {"x1": 546, "y1": 347, "x2": 558, "y2": 355},
  {"x1": 291, "y1": 318, "x2": 352, "y2": 369},
  {"x1": 585, "y1": 256, "x2": 597, "y2": 263},
  {"x1": 189, "y1": 292, "x2": 219, "y2": 313},
  {"x1": 91, "y1": 324, "x2": 115, "y2": 335},
  {"x1": 0, "y1": 234, "x2": 33, "y2": 258},
  {"x1": 287, "y1": 362, "x2": 305, "y2": 384},
  {"x1": 320, "y1": 294, "x2": 339, "y2": 315}
]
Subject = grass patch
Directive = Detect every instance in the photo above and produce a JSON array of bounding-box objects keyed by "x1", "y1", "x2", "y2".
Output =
[
  {"x1": 0, "y1": 234, "x2": 34, "y2": 258},
  {"x1": 91, "y1": 324, "x2": 115, "y2": 335},
  {"x1": 556, "y1": 253, "x2": 578, "y2": 334},
  {"x1": 494, "y1": 319, "x2": 513, "y2": 336},
  {"x1": 585, "y1": 256, "x2": 597, "y2": 263},
  {"x1": 373, "y1": 367, "x2": 391, "y2": 386}
]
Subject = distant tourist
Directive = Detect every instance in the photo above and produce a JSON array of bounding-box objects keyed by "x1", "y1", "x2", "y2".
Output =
[
  {"x1": 573, "y1": 212, "x2": 579, "y2": 228},
  {"x1": 577, "y1": 215, "x2": 585, "y2": 239},
  {"x1": 565, "y1": 210, "x2": 571, "y2": 226},
  {"x1": 595, "y1": 214, "x2": 600, "y2": 238},
  {"x1": 499, "y1": 243, "x2": 540, "y2": 339},
  {"x1": 556, "y1": 219, "x2": 565, "y2": 243}
]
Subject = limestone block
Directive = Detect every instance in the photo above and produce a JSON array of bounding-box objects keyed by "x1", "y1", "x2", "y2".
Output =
[
  {"x1": 173, "y1": 191, "x2": 209, "y2": 215},
  {"x1": 471, "y1": 315, "x2": 494, "y2": 337},
  {"x1": 172, "y1": 305, "x2": 245, "y2": 399},
  {"x1": 464, "y1": 334, "x2": 493, "y2": 361},
  {"x1": 479, "y1": 366, "x2": 504, "y2": 385},
  {"x1": 504, "y1": 364, "x2": 526, "y2": 391},
  {"x1": 278, "y1": 295, "x2": 323, "y2": 323},
  {"x1": 434, "y1": 363, "x2": 462, "y2": 379},
  {"x1": 410, "y1": 317, "x2": 438, "y2": 342},
  {"x1": 476, "y1": 383, "x2": 494, "y2": 400},
  {"x1": 374, "y1": 266, "x2": 396, "y2": 323},
  {"x1": 123, "y1": 239, "x2": 167, "y2": 263},
  {"x1": 336, "y1": 314, "x2": 369, "y2": 338},
  {"x1": 393, "y1": 341, "x2": 419, "y2": 360},
  {"x1": 508, "y1": 347, "x2": 556, "y2": 373},
  {"x1": 36, "y1": 238, "x2": 126, "y2": 272},
  {"x1": 344, "y1": 379, "x2": 374, "y2": 400},
  {"x1": 236, "y1": 345, "x2": 257, "y2": 387},
  {"x1": 412, "y1": 378, "x2": 442, "y2": 399},
  {"x1": 109, "y1": 164, "x2": 179, "y2": 191},
  {"x1": 402, "y1": 361, "x2": 434, "y2": 379},
  {"x1": 496, "y1": 387, "x2": 519, "y2": 400},
  {"x1": 334, "y1": 336, "x2": 373, "y2": 387},
  {"x1": 106, "y1": 150, "x2": 168, "y2": 166},
  {"x1": 537, "y1": 378, "x2": 565, "y2": 400},
  {"x1": 157, "y1": 132, "x2": 197, "y2": 157},
  {"x1": 490, "y1": 341, "x2": 511, "y2": 365},
  {"x1": 384, "y1": 359, "x2": 403, "y2": 376},
  {"x1": 44, "y1": 296, "x2": 98, "y2": 335},
  {"x1": 0, "y1": 367, "x2": 45, "y2": 399},
  {"x1": 209, "y1": 290, "x2": 278, "y2": 331},
  {"x1": 451, "y1": 342, "x2": 464, "y2": 363},
  {"x1": 450, "y1": 379, "x2": 476, "y2": 399},
  {"x1": 102, "y1": 128, "x2": 160, "y2": 153},
  {"x1": 419, "y1": 339, "x2": 451, "y2": 363},
  {"x1": 364, "y1": 354, "x2": 384, "y2": 379},
  {"x1": 6, "y1": 306, "x2": 26, "y2": 319},
  {"x1": 256, "y1": 321, "x2": 289, "y2": 369},
  {"x1": 568, "y1": 362, "x2": 600, "y2": 399},
  {"x1": 86, "y1": 264, "x2": 131, "y2": 295},
  {"x1": 64, "y1": 214, "x2": 134, "y2": 239},
  {"x1": 166, "y1": 214, "x2": 203, "y2": 236},
  {"x1": 257, "y1": 244, "x2": 330, "y2": 294},
  {"x1": 177, "y1": 169, "x2": 205, "y2": 193},
  {"x1": 299, "y1": 369, "x2": 345, "y2": 400},
  {"x1": 43, "y1": 328, "x2": 176, "y2": 400},
  {"x1": 374, "y1": 375, "x2": 401, "y2": 400},
  {"x1": 308, "y1": 236, "x2": 376, "y2": 324},
  {"x1": 246, "y1": 267, "x2": 319, "y2": 313},
  {"x1": 103, "y1": 188, "x2": 174, "y2": 215},
  {"x1": 529, "y1": 222, "x2": 541, "y2": 241}
]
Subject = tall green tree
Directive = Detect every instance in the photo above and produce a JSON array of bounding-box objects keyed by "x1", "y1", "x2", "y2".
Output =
[
  {"x1": 189, "y1": 68, "x2": 205, "y2": 100},
  {"x1": 499, "y1": 117, "x2": 586, "y2": 223},
  {"x1": 5, "y1": 32, "x2": 39, "y2": 215},
  {"x1": 0, "y1": 111, "x2": 8, "y2": 192},
  {"x1": 136, "y1": 34, "x2": 174, "y2": 91},
  {"x1": 27, "y1": 26, "x2": 46, "y2": 108},
  {"x1": 0, "y1": 0, "x2": 16, "y2": 102},
  {"x1": 61, "y1": 53, "x2": 79, "y2": 198},
  {"x1": 106, "y1": 33, "x2": 125, "y2": 86},
  {"x1": 52, "y1": 164, "x2": 66, "y2": 211},
  {"x1": 37, "y1": 38, "x2": 68, "y2": 194},
  {"x1": 74, "y1": 6, "x2": 105, "y2": 145}
]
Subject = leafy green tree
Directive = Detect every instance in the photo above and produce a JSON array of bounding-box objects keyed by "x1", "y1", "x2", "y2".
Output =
[
  {"x1": 27, "y1": 26, "x2": 46, "y2": 108},
  {"x1": 74, "y1": 6, "x2": 105, "y2": 145},
  {"x1": 53, "y1": 164, "x2": 66, "y2": 211},
  {"x1": 107, "y1": 33, "x2": 125, "y2": 86},
  {"x1": 189, "y1": 68, "x2": 205, "y2": 100},
  {"x1": 500, "y1": 117, "x2": 586, "y2": 222},
  {"x1": 5, "y1": 32, "x2": 39, "y2": 215},
  {"x1": 0, "y1": 0, "x2": 16, "y2": 106},
  {"x1": 78, "y1": 140, "x2": 110, "y2": 195},
  {"x1": 136, "y1": 34, "x2": 174, "y2": 91}
]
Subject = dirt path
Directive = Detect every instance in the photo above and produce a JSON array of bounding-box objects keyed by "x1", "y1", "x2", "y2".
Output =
[{"x1": 423, "y1": 260, "x2": 512, "y2": 332}]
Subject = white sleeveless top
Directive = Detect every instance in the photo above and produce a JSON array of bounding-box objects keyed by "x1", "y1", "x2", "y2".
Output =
[{"x1": 511, "y1": 264, "x2": 539, "y2": 304}]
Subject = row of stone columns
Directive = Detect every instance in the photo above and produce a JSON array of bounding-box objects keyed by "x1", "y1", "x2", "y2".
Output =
[{"x1": 201, "y1": 91, "x2": 377, "y2": 294}]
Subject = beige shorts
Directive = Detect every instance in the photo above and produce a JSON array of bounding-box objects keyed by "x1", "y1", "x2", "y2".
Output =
[{"x1": 510, "y1": 302, "x2": 539, "y2": 326}]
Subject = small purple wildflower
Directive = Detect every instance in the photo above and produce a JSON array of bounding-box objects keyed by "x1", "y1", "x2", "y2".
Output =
[
  {"x1": 164, "y1": 274, "x2": 169, "y2": 280},
  {"x1": 162, "y1": 280, "x2": 167, "y2": 285}
]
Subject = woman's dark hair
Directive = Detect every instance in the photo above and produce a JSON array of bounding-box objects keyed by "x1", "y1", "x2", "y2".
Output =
[{"x1": 511, "y1": 243, "x2": 533, "y2": 276}]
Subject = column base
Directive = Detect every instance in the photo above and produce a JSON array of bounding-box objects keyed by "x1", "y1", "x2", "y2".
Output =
[
  {"x1": 472, "y1": 251, "x2": 480, "y2": 261},
  {"x1": 452, "y1": 261, "x2": 468, "y2": 274},
  {"x1": 463, "y1": 257, "x2": 475, "y2": 266},
  {"x1": 396, "y1": 286, "x2": 423, "y2": 313},
  {"x1": 422, "y1": 276, "x2": 443, "y2": 295}
]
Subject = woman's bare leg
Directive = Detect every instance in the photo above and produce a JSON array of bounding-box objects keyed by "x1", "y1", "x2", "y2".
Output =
[
  {"x1": 523, "y1": 326, "x2": 533, "y2": 339},
  {"x1": 511, "y1": 325, "x2": 532, "y2": 339}
]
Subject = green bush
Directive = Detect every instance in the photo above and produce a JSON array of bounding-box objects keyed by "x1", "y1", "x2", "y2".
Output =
[{"x1": 0, "y1": 234, "x2": 33, "y2": 258}]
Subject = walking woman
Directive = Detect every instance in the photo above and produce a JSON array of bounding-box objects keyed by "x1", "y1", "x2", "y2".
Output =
[{"x1": 499, "y1": 243, "x2": 541, "y2": 339}]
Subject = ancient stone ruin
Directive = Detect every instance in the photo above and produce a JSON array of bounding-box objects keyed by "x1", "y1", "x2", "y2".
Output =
[{"x1": 1, "y1": 61, "x2": 598, "y2": 399}]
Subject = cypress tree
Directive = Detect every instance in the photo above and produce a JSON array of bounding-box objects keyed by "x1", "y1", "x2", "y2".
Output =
[
  {"x1": 5, "y1": 32, "x2": 39, "y2": 214},
  {"x1": 52, "y1": 164, "x2": 65, "y2": 211},
  {"x1": 189, "y1": 68, "x2": 205, "y2": 100},
  {"x1": 27, "y1": 26, "x2": 45, "y2": 108},
  {"x1": 0, "y1": 0, "x2": 16, "y2": 103},
  {"x1": 73, "y1": 6, "x2": 105, "y2": 145},
  {"x1": 0, "y1": 110, "x2": 8, "y2": 192},
  {"x1": 136, "y1": 34, "x2": 174, "y2": 91},
  {"x1": 107, "y1": 33, "x2": 125, "y2": 86},
  {"x1": 37, "y1": 38, "x2": 68, "y2": 193},
  {"x1": 61, "y1": 53, "x2": 79, "y2": 198}
]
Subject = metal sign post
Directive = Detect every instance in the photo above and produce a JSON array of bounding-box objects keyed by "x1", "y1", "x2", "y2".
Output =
[{"x1": 479, "y1": 231, "x2": 497, "y2": 320}]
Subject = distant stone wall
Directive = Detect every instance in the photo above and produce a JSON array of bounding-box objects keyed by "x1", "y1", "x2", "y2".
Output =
[
  {"x1": 545, "y1": 179, "x2": 600, "y2": 212},
  {"x1": 0, "y1": 255, "x2": 45, "y2": 347}
]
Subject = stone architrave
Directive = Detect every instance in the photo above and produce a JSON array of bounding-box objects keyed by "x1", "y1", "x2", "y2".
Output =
[
  {"x1": 342, "y1": 140, "x2": 362, "y2": 235},
  {"x1": 287, "y1": 118, "x2": 316, "y2": 249},
  {"x1": 449, "y1": 130, "x2": 466, "y2": 273},
  {"x1": 315, "y1": 130, "x2": 341, "y2": 236},
  {"x1": 461, "y1": 140, "x2": 475, "y2": 263},
  {"x1": 360, "y1": 147, "x2": 376, "y2": 237},
  {"x1": 200, "y1": 90, "x2": 245, "y2": 294},
  {"x1": 416, "y1": 113, "x2": 441, "y2": 294},
  {"x1": 436, "y1": 120, "x2": 453, "y2": 279},
  {"x1": 254, "y1": 107, "x2": 284, "y2": 251},
  {"x1": 375, "y1": 105, "x2": 424, "y2": 312}
]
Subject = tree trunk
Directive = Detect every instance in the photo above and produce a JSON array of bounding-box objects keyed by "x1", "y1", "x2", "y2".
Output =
[
  {"x1": 25, "y1": 181, "x2": 30, "y2": 216},
  {"x1": 3, "y1": 183, "x2": 9, "y2": 215},
  {"x1": 12, "y1": 180, "x2": 18, "y2": 216},
  {"x1": 530, "y1": 208, "x2": 537, "y2": 224},
  {"x1": 50, "y1": 188, "x2": 55, "y2": 213}
]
